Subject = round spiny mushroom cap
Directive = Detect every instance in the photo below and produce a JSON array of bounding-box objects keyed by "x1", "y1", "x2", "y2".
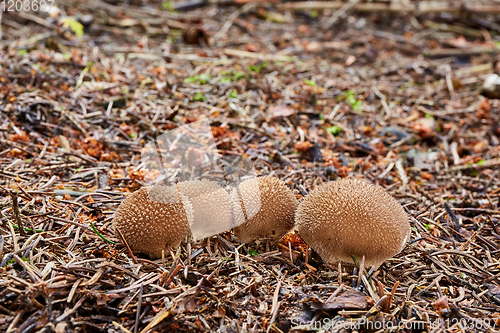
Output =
[
  {"x1": 112, "y1": 185, "x2": 190, "y2": 258},
  {"x1": 295, "y1": 178, "x2": 410, "y2": 268},
  {"x1": 231, "y1": 176, "x2": 298, "y2": 243},
  {"x1": 176, "y1": 179, "x2": 233, "y2": 241}
]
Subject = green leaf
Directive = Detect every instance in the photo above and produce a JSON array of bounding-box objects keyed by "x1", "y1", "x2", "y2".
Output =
[
  {"x1": 424, "y1": 113, "x2": 434, "y2": 119},
  {"x1": 161, "y1": 1, "x2": 173, "y2": 10},
  {"x1": 424, "y1": 223, "x2": 430, "y2": 230},
  {"x1": 249, "y1": 249, "x2": 259, "y2": 256},
  {"x1": 343, "y1": 90, "x2": 362, "y2": 111},
  {"x1": 193, "y1": 92, "x2": 206, "y2": 101},
  {"x1": 18, "y1": 49, "x2": 28, "y2": 56},
  {"x1": 184, "y1": 75, "x2": 199, "y2": 83},
  {"x1": 220, "y1": 78, "x2": 231, "y2": 84},
  {"x1": 325, "y1": 125, "x2": 342, "y2": 136},
  {"x1": 248, "y1": 61, "x2": 267, "y2": 73},
  {"x1": 90, "y1": 222, "x2": 116, "y2": 244},
  {"x1": 352, "y1": 100, "x2": 362, "y2": 111},
  {"x1": 477, "y1": 159, "x2": 486, "y2": 166},
  {"x1": 198, "y1": 73, "x2": 210, "y2": 84},
  {"x1": 229, "y1": 90, "x2": 238, "y2": 98},
  {"x1": 233, "y1": 71, "x2": 245, "y2": 81},
  {"x1": 304, "y1": 79, "x2": 316, "y2": 86},
  {"x1": 61, "y1": 17, "x2": 84, "y2": 37}
]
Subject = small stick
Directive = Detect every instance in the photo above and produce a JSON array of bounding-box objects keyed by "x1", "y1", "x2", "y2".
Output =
[
  {"x1": 164, "y1": 263, "x2": 183, "y2": 288},
  {"x1": 116, "y1": 227, "x2": 138, "y2": 264},
  {"x1": 357, "y1": 255, "x2": 365, "y2": 287},
  {"x1": 134, "y1": 283, "x2": 144, "y2": 333},
  {"x1": 384, "y1": 281, "x2": 399, "y2": 312},
  {"x1": 10, "y1": 191, "x2": 25, "y2": 236}
]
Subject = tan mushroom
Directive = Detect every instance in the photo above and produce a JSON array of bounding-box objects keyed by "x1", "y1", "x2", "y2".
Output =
[
  {"x1": 176, "y1": 179, "x2": 233, "y2": 241},
  {"x1": 112, "y1": 185, "x2": 190, "y2": 258},
  {"x1": 295, "y1": 177, "x2": 410, "y2": 268},
  {"x1": 231, "y1": 176, "x2": 298, "y2": 243}
]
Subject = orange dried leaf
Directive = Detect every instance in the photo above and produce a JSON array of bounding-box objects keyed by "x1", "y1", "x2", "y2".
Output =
[
  {"x1": 477, "y1": 98, "x2": 491, "y2": 120},
  {"x1": 420, "y1": 172, "x2": 433, "y2": 180},
  {"x1": 10, "y1": 131, "x2": 29, "y2": 142},
  {"x1": 294, "y1": 141, "x2": 313, "y2": 153},
  {"x1": 128, "y1": 170, "x2": 146, "y2": 181}
]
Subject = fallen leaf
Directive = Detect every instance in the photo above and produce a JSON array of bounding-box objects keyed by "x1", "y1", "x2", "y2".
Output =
[
  {"x1": 311, "y1": 289, "x2": 367, "y2": 311},
  {"x1": 294, "y1": 141, "x2": 313, "y2": 153},
  {"x1": 270, "y1": 105, "x2": 296, "y2": 118}
]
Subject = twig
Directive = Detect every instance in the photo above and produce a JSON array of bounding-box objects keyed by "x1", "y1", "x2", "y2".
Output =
[
  {"x1": 267, "y1": 280, "x2": 282, "y2": 333},
  {"x1": 164, "y1": 263, "x2": 183, "y2": 288},
  {"x1": 444, "y1": 157, "x2": 500, "y2": 172},
  {"x1": 444, "y1": 203, "x2": 460, "y2": 232},
  {"x1": 116, "y1": 226, "x2": 138, "y2": 264},
  {"x1": 10, "y1": 191, "x2": 25, "y2": 236},
  {"x1": 213, "y1": 2, "x2": 257, "y2": 44},
  {"x1": 223, "y1": 49, "x2": 295, "y2": 62},
  {"x1": 277, "y1": 1, "x2": 500, "y2": 14},
  {"x1": 323, "y1": 0, "x2": 361, "y2": 30},
  {"x1": 134, "y1": 283, "x2": 144, "y2": 333}
]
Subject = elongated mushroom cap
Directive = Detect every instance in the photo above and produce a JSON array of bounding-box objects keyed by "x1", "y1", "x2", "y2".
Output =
[
  {"x1": 231, "y1": 176, "x2": 298, "y2": 243},
  {"x1": 295, "y1": 178, "x2": 410, "y2": 268},
  {"x1": 112, "y1": 185, "x2": 190, "y2": 258},
  {"x1": 176, "y1": 179, "x2": 233, "y2": 241}
]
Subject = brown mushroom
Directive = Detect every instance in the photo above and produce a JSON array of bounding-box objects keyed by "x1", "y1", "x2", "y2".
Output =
[
  {"x1": 112, "y1": 185, "x2": 190, "y2": 258},
  {"x1": 295, "y1": 178, "x2": 410, "y2": 268},
  {"x1": 231, "y1": 176, "x2": 298, "y2": 243}
]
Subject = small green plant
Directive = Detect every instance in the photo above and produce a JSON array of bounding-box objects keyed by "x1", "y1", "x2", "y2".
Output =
[
  {"x1": 477, "y1": 159, "x2": 486, "y2": 166},
  {"x1": 248, "y1": 61, "x2": 267, "y2": 73},
  {"x1": 184, "y1": 74, "x2": 211, "y2": 85},
  {"x1": 304, "y1": 79, "x2": 316, "y2": 86},
  {"x1": 161, "y1": 1, "x2": 174, "y2": 10},
  {"x1": 193, "y1": 92, "x2": 206, "y2": 101},
  {"x1": 18, "y1": 49, "x2": 28, "y2": 56},
  {"x1": 229, "y1": 90, "x2": 238, "y2": 98},
  {"x1": 344, "y1": 90, "x2": 362, "y2": 111},
  {"x1": 249, "y1": 249, "x2": 259, "y2": 256},
  {"x1": 325, "y1": 125, "x2": 342, "y2": 136},
  {"x1": 61, "y1": 17, "x2": 84, "y2": 37},
  {"x1": 233, "y1": 71, "x2": 245, "y2": 81}
]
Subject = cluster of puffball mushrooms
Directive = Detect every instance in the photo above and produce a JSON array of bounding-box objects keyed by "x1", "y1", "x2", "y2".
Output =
[{"x1": 112, "y1": 176, "x2": 410, "y2": 268}]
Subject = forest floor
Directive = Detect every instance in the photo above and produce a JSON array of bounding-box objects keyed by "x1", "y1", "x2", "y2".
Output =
[{"x1": 1, "y1": 0, "x2": 500, "y2": 332}]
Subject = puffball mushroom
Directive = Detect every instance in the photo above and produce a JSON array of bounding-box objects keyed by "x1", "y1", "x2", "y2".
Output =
[
  {"x1": 231, "y1": 176, "x2": 298, "y2": 243},
  {"x1": 112, "y1": 185, "x2": 190, "y2": 258},
  {"x1": 295, "y1": 178, "x2": 410, "y2": 268},
  {"x1": 176, "y1": 179, "x2": 233, "y2": 241}
]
